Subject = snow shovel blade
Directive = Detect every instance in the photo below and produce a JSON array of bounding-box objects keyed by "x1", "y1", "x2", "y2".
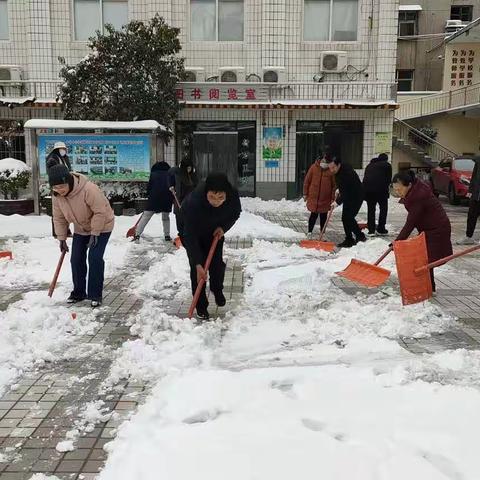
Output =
[
  {"x1": 299, "y1": 240, "x2": 336, "y2": 252},
  {"x1": 337, "y1": 258, "x2": 391, "y2": 287},
  {"x1": 0, "y1": 251, "x2": 13, "y2": 260},
  {"x1": 394, "y1": 232, "x2": 432, "y2": 306}
]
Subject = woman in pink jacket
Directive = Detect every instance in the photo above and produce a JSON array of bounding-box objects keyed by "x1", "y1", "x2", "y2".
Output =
[{"x1": 49, "y1": 164, "x2": 114, "y2": 307}]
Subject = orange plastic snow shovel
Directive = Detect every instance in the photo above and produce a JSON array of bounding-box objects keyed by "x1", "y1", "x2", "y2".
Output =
[
  {"x1": 188, "y1": 234, "x2": 221, "y2": 319},
  {"x1": 48, "y1": 251, "x2": 66, "y2": 298},
  {"x1": 0, "y1": 251, "x2": 13, "y2": 260},
  {"x1": 336, "y1": 247, "x2": 393, "y2": 287},
  {"x1": 395, "y1": 233, "x2": 480, "y2": 306},
  {"x1": 300, "y1": 206, "x2": 336, "y2": 252},
  {"x1": 126, "y1": 214, "x2": 143, "y2": 238}
]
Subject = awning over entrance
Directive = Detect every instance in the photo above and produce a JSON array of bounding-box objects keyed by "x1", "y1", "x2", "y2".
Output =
[{"x1": 183, "y1": 100, "x2": 398, "y2": 110}]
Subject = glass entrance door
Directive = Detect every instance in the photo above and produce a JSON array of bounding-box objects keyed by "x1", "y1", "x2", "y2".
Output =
[
  {"x1": 295, "y1": 131, "x2": 324, "y2": 197},
  {"x1": 193, "y1": 132, "x2": 239, "y2": 188}
]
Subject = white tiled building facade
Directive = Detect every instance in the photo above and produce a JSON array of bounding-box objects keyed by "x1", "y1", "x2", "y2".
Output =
[{"x1": 0, "y1": 0, "x2": 399, "y2": 199}]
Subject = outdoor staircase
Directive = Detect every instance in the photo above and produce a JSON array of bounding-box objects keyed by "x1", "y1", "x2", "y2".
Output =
[{"x1": 393, "y1": 118, "x2": 458, "y2": 167}]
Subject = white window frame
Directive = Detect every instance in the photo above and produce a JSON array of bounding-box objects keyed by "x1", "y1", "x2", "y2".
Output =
[
  {"x1": 189, "y1": 0, "x2": 244, "y2": 42},
  {"x1": 303, "y1": 0, "x2": 360, "y2": 43},
  {"x1": 398, "y1": 10, "x2": 418, "y2": 37},
  {"x1": 396, "y1": 69, "x2": 415, "y2": 92},
  {"x1": 0, "y1": 0, "x2": 9, "y2": 41},
  {"x1": 72, "y1": 0, "x2": 129, "y2": 42}
]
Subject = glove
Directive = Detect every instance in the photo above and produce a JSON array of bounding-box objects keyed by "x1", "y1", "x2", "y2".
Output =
[
  {"x1": 59, "y1": 240, "x2": 69, "y2": 253},
  {"x1": 87, "y1": 235, "x2": 99, "y2": 249},
  {"x1": 388, "y1": 243, "x2": 393, "y2": 248}
]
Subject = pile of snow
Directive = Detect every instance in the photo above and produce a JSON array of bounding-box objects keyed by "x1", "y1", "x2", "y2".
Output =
[
  {"x1": 0, "y1": 290, "x2": 98, "y2": 398},
  {"x1": 241, "y1": 197, "x2": 306, "y2": 215},
  {"x1": 228, "y1": 212, "x2": 302, "y2": 240},
  {"x1": 0, "y1": 158, "x2": 30, "y2": 179}
]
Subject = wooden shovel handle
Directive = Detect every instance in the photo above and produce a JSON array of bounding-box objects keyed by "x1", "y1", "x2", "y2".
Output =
[
  {"x1": 48, "y1": 251, "x2": 66, "y2": 297},
  {"x1": 375, "y1": 247, "x2": 393, "y2": 266},
  {"x1": 319, "y1": 205, "x2": 335, "y2": 241},
  {"x1": 415, "y1": 244, "x2": 480, "y2": 274},
  {"x1": 171, "y1": 189, "x2": 182, "y2": 210},
  {"x1": 187, "y1": 234, "x2": 221, "y2": 318}
]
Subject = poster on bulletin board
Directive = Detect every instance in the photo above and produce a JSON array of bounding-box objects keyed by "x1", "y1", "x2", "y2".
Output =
[
  {"x1": 262, "y1": 127, "x2": 283, "y2": 167},
  {"x1": 38, "y1": 134, "x2": 151, "y2": 181}
]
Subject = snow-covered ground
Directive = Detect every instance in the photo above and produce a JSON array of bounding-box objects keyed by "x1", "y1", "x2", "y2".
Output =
[{"x1": 94, "y1": 202, "x2": 480, "y2": 480}]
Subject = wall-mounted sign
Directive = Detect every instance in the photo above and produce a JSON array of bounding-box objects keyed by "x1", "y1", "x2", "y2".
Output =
[
  {"x1": 374, "y1": 132, "x2": 392, "y2": 154},
  {"x1": 450, "y1": 48, "x2": 475, "y2": 88},
  {"x1": 262, "y1": 127, "x2": 283, "y2": 168},
  {"x1": 38, "y1": 134, "x2": 151, "y2": 181}
]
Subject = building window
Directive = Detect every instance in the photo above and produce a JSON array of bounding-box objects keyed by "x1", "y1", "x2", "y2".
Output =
[
  {"x1": 304, "y1": 0, "x2": 358, "y2": 41},
  {"x1": 0, "y1": 0, "x2": 8, "y2": 40},
  {"x1": 191, "y1": 0, "x2": 244, "y2": 41},
  {"x1": 396, "y1": 69, "x2": 414, "y2": 92},
  {"x1": 398, "y1": 11, "x2": 418, "y2": 36},
  {"x1": 450, "y1": 5, "x2": 473, "y2": 22},
  {"x1": 74, "y1": 0, "x2": 128, "y2": 41}
]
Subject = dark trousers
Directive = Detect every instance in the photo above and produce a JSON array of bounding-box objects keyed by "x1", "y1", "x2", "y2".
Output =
[
  {"x1": 365, "y1": 193, "x2": 388, "y2": 233},
  {"x1": 187, "y1": 237, "x2": 226, "y2": 310},
  {"x1": 308, "y1": 212, "x2": 328, "y2": 233},
  {"x1": 71, "y1": 232, "x2": 111, "y2": 301},
  {"x1": 466, "y1": 198, "x2": 480, "y2": 238},
  {"x1": 342, "y1": 201, "x2": 363, "y2": 240}
]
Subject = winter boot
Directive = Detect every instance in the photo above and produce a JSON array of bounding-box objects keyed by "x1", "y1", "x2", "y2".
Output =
[
  {"x1": 165, "y1": 235, "x2": 172, "y2": 242},
  {"x1": 337, "y1": 237, "x2": 356, "y2": 248},
  {"x1": 67, "y1": 295, "x2": 85, "y2": 304},
  {"x1": 213, "y1": 290, "x2": 226, "y2": 307},
  {"x1": 356, "y1": 232, "x2": 367, "y2": 243},
  {"x1": 377, "y1": 229, "x2": 389, "y2": 236},
  {"x1": 196, "y1": 307, "x2": 210, "y2": 320},
  {"x1": 91, "y1": 300, "x2": 102, "y2": 308},
  {"x1": 367, "y1": 230, "x2": 376, "y2": 237},
  {"x1": 306, "y1": 232, "x2": 313, "y2": 239}
]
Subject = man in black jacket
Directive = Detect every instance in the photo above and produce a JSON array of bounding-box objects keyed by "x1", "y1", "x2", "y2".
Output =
[
  {"x1": 363, "y1": 153, "x2": 392, "y2": 236},
  {"x1": 182, "y1": 173, "x2": 242, "y2": 320},
  {"x1": 327, "y1": 157, "x2": 365, "y2": 248},
  {"x1": 458, "y1": 156, "x2": 480, "y2": 245}
]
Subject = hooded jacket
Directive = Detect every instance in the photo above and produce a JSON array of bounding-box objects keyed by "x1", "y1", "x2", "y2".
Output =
[
  {"x1": 363, "y1": 157, "x2": 392, "y2": 197},
  {"x1": 52, "y1": 173, "x2": 114, "y2": 241},
  {"x1": 396, "y1": 179, "x2": 452, "y2": 263},
  {"x1": 182, "y1": 182, "x2": 241, "y2": 265},
  {"x1": 146, "y1": 161, "x2": 174, "y2": 213},
  {"x1": 46, "y1": 149, "x2": 72, "y2": 172},
  {"x1": 303, "y1": 162, "x2": 336, "y2": 213}
]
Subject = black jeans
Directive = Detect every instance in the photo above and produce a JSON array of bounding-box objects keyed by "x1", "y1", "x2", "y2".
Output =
[
  {"x1": 187, "y1": 237, "x2": 226, "y2": 310},
  {"x1": 308, "y1": 212, "x2": 328, "y2": 233},
  {"x1": 466, "y1": 198, "x2": 480, "y2": 238},
  {"x1": 341, "y1": 201, "x2": 363, "y2": 240},
  {"x1": 70, "y1": 232, "x2": 111, "y2": 301},
  {"x1": 365, "y1": 193, "x2": 388, "y2": 233}
]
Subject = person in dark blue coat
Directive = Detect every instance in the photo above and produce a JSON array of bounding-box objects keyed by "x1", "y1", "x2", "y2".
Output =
[
  {"x1": 134, "y1": 161, "x2": 173, "y2": 242},
  {"x1": 182, "y1": 173, "x2": 242, "y2": 320}
]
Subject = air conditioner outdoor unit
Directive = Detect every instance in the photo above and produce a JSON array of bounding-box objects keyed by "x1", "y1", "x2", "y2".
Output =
[
  {"x1": 184, "y1": 67, "x2": 205, "y2": 82},
  {"x1": 219, "y1": 67, "x2": 246, "y2": 82},
  {"x1": 445, "y1": 20, "x2": 467, "y2": 33},
  {"x1": 262, "y1": 67, "x2": 286, "y2": 83},
  {"x1": 320, "y1": 52, "x2": 348, "y2": 73},
  {"x1": 0, "y1": 65, "x2": 23, "y2": 83}
]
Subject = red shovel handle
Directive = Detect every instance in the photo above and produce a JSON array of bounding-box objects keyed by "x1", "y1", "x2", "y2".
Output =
[
  {"x1": 48, "y1": 251, "x2": 66, "y2": 297},
  {"x1": 188, "y1": 234, "x2": 221, "y2": 318},
  {"x1": 415, "y1": 244, "x2": 480, "y2": 274},
  {"x1": 171, "y1": 189, "x2": 182, "y2": 210},
  {"x1": 374, "y1": 247, "x2": 393, "y2": 266}
]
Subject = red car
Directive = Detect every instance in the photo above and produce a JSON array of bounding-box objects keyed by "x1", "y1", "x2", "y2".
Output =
[{"x1": 430, "y1": 157, "x2": 475, "y2": 205}]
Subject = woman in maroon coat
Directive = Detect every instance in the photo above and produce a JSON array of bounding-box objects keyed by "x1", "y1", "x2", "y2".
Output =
[{"x1": 392, "y1": 170, "x2": 452, "y2": 292}]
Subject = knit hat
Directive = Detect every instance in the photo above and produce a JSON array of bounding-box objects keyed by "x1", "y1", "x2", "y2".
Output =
[
  {"x1": 48, "y1": 164, "x2": 72, "y2": 187},
  {"x1": 205, "y1": 173, "x2": 231, "y2": 193}
]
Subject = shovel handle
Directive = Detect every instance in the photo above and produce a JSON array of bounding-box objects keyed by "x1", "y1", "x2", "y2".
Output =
[
  {"x1": 171, "y1": 189, "x2": 182, "y2": 210},
  {"x1": 414, "y1": 244, "x2": 480, "y2": 274},
  {"x1": 319, "y1": 205, "x2": 335, "y2": 241},
  {"x1": 48, "y1": 251, "x2": 66, "y2": 297},
  {"x1": 188, "y1": 234, "x2": 221, "y2": 318},
  {"x1": 375, "y1": 247, "x2": 393, "y2": 266}
]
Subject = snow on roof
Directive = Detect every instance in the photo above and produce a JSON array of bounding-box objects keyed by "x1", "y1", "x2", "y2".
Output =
[
  {"x1": 24, "y1": 119, "x2": 167, "y2": 131},
  {"x1": 0, "y1": 158, "x2": 31, "y2": 176},
  {"x1": 0, "y1": 96, "x2": 35, "y2": 105},
  {"x1": 399, "y1": 5, "x2": 422, "y2": 11}
]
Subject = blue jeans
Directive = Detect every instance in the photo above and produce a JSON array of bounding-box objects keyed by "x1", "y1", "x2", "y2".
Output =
[{"x1": 70, "y1": 232, "x2": 111, "y2": 301}]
